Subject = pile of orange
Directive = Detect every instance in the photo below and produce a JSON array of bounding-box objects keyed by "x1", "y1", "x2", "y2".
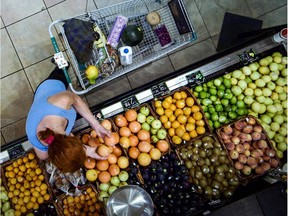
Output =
[
  {"x1": 4, "y1": 152, "x2": 50, "y2": 215},
  {"x1": 115, "y1": 108, "x2": 170, "y2": 167},
  {"x1": 154, "y1": 90, "x2": 206, "y2": 145},
  {"x1": 81, "y1": 119, "x2": 129, "y2": 184}
]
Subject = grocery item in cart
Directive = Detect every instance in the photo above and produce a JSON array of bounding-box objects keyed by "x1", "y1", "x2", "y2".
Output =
[
  {"x1": 63, "y1": 18, "x2": 99, "y2": 63},
  {"x1": 107, "y1": 15, "x2": 128, "y2": 48}
]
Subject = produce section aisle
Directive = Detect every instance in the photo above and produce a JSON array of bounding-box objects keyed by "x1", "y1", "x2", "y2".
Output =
[{"x1": 0, "y1": 33, "x2": 287, "y2": 216}]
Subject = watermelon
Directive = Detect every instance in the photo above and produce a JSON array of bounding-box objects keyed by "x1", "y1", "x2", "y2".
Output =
[{"x1": 121, "y1": 25, "x2": 144, "y2": 46}]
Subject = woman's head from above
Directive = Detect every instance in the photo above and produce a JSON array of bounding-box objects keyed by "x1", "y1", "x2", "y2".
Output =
[{"x1": 38, "y1": 128, "x2": 86, "y2": 173}]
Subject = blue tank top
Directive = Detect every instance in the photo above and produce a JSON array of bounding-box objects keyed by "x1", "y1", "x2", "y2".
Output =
[{"x1": 26, "y1": 80, "x2": 76, "y2": 152}]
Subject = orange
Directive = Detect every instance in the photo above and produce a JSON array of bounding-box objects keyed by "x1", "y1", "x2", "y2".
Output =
[
  {"x1": 185, "y1": 123, "x2": 195, "y2": 132},
  {"x1": 163, "y1": 121, "x2": 172, "y2": 129},
  {"x1": 183, "y1": 107, "x2": 192, "y2": 116},
  {"x1": 169, "y1": 115, "x2": 176, "y2": 122},
  {"x1": 174, "y1": 108, "x2": 183, "y2": 117},
  {"x1": 156, "y1": 107, "x2": 165, "y2": 116},
  {"x1": 164, "y1": 109, "x2": 173, "y2": 118},
  {"x1": 175, "y1": 127, "x2": 185, "y2": 137},
  {"x1": 164, "y1": 96, "x2": 173, "y2": 104},
  {"x1": 196, "y1": 119, "x2": 205, "y2": 126},
  {"x1": 185, "y1": 97, "x2": 195, "y2": 107},
  {"x1": 180, "y1": 91, "x2": 188, "y2": 99},
  {"x1": 171, "y1": 121, "x2": 180, "y2": 129},
  {"x1": 154, "y1": 100, "x2": 162, "y2": 108},
  {"x1": 182, "y1": 132, "x2": 191, "y2": 142},
  {"x1": 172, "y1": 135, "x2": 182, "y2": 145},
  {"x1": 168, "y1": 128, "x2": 175, "y2": 137},
  {"x1": 189, "y1": 130, "x2": 198, "y2": 138},
  {"x1": 176, "y1": 100, "x2": 185, "y2": 109},
  {"x1": 177, "y1": 115, "x2": 187, "y2": 124},
  {"x1": 173, "y1": 92, "x2": 182, "y2": 100},
  {"x1": 191, "y1": 105, "x2": 200, "y2": 113},
  {"x1": 162, "y1": 100, "x2": 171, "y2": 109},
  {"x1": 169, "y1": 104, "x2": 177, "y2": 111},
  {"x1": 188, "y1": 116, "x2": 196, "y2": 124},
  {"x1": 193, "y1": 112, "x2": 203, "y2": 120},
  {"x1": 160, "y1": 115, "x2": 168, "y2": 124},
  {"x1": 196, "y1": 126, "x2": 206, "y2": 135}
]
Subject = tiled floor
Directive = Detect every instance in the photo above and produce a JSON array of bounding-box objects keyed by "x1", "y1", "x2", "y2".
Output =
[{"x1": 1, "y1": 0, "x2": 287, "y2": 146}]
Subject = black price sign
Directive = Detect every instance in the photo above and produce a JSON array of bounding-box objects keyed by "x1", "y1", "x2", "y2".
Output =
[
  {"x1": 7, "y1": 144, "x2": 25, "y2": 160},
  {"x1": 121, "y1": 95, "x2": 139, "y2": 110},
  {"x1": 95, "y1": 112, "x2": 104, "y2": 121},
  {"x1": 186, "y1": 71, "x2": 205, "y2": 87},
  {"x1": 151, "y1": 82, "x2": 170, "y2": 98},
  {"x1": 238, "y1": 49, "x2": 259, "y2": 65}
]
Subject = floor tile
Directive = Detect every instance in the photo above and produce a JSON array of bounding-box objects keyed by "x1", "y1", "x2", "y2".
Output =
[
  {"x1": 1, "y1": 119, "x2": 27, "y2": 145},
  {"x1": 44, "y1": 0, "x2": 65, "y2": 8},
  {"x1": 1, "y1": 70, "x2": 34, "y2": 127},
  {"x1": 258, "y1": 5, "x2": 288, "y2": 28},
  {"x1": 195, "y1": 0, "x2": 252, "y2": 38},
  {"x1": 0, "y1": 17, "x2": 4, "y2": 28},
  {"x1": 1, "y1": 0, "x2": 45, "y2": 26},
  {"x1": 85, "y1": 75, "x2": 132, "y2": 107},
  {"x1": 94, "y1": 0, "x2": 127, "y2": 9},
  {"x1": 1, "y1": 133, "x2": 5, "y2": 146},
  {"x1": 7, "y1": 11, "x2": 55, "y2": 67},
  {"x1": 1, "y1": 29, "x2": 22, "y2": 78},
  {"x1": 25, "y1": 58, "x2": 58, "y2": 92},
  {"x1": 168, "y1": 38, "x2": 217, "y2": 71},
  {"x1": 127, "y1": 56, "x2": 174, "y2": 89},
  {"x1": 246, "y1": 0, "x2": 287, "y2": 17}
]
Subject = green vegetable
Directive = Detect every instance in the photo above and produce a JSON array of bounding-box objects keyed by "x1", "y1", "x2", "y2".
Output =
[
  {"x1": 0, "y1": 191, "x2": 9, "y2": 201},
  {"x1": 2, "y1": 201, "x2": 10, "y2": 212},
  {"x1": 4, "y1": 209, "x2": 14, "y2": 216}
]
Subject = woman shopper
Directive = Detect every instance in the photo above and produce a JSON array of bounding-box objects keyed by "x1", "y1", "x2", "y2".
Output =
[{"x1": 26, "y1": 65, "x2": 110, "y2": 173}]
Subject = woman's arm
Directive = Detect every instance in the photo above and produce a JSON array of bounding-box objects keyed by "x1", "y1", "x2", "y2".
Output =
[
  {"x1": 48, "y1": 91, "x2": 111, "y2": 139},
  {"x1": 33, "y1": 147, "x2": 49, "y2": 160}
]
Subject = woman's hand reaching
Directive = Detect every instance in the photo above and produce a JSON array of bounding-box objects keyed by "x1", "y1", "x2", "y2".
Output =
[
  {"x1": 84, "y1": 145, "x2": 107, "y2": 160},
  {"x1": 93, "y1": 124, "x2": 111, "y2": 140}
]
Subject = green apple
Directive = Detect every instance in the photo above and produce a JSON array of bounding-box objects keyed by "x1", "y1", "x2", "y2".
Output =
[
  {"x1": 146, "y1": 115, "x2": 155, "y2": 125},
  {"x1": 151, "y1": 135, "x2": 159, "y2": 143},
  {"x1": 140, "y1": 107, "x2": 150, "y2": 116},
  {"x1": 277, "y1": 142, "x2": 287, "y2": 152},
  {"x1": 141, "y1": 122, "x2": 151, "y2": 131},
  {"x1": 151, "y1": 119, "x2": 162, "y2": 129},
  {"x1": 99, "y1": 182, "x2": 110, "y2": 192},
  {"x1": 137, "y1": 113, "x2": 146, "y2": 123},
  {"x1": 150, "y1": 128, "x2": 158, "y2": 135},
  {"x1": 110, "y1": 176, "x2": 120, "y2": 186},
  {"x1": 118, "y1": 171, "x2": 129, "y2": 182},
  {"x1": 108, "y1": 185, "x2": 118, "y2": 195},
  {"x1": 157, "y1": 128, "x2": 167, "y2": 140}
]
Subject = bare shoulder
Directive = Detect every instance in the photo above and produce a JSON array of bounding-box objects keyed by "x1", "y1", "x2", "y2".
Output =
[{"x1": 48, "y1": 91, "x2": 75, "y2": 110}]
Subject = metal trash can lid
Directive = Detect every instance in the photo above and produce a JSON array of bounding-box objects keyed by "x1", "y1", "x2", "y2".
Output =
[{"x1": 106, "y1": 185, "x2": 154, "y2": 216}]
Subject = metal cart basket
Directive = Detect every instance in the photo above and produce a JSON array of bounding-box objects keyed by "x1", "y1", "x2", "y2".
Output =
[{"x1": 49, "y1": 0, "x2": 197, "y2": 94}]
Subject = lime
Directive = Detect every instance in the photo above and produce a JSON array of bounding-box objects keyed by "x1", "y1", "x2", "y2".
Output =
[
  {"x1": 209, "y1": 88, "x2": 217, "y2": 95},
  {"x1": 210, "y1": 95, "x2": 217, "y2": 102},
  {"x1": 223, "y1": 78, "x2": 231, "y2": 88},
  {"x1": 223, "y1": 92, "x2": 233, "y2": 100},
  {"x1": 199, "y1": 91, "x2": 207, "y2": 99},
  {"x1": 215, "y1": 104, "x2": 223, "y2": 112},
  {"x1": 230, "y1": 96, "x2": 237, "y2": 104},
  {"x1": 236, "y1": 108, "x2": 246, "y2": 116},
  {"x1": 208, "y1": 120, "x2": 214, "y2": 128},
  {"x1": 211, "y1": 113, "x2": 219, "y2": 121},
  {"x1": 218, "y1": 84, "x2": 226, "y2": 90},
  {"x1": 194, "y1": 86, "x2": 203, "y2": 92},
  {"x1": 205, "y1": 112, "x2": 210, "y2": 119},
  {"x1": 214, "y1": 79, "x2": 222, "y2": 86},
  {"x1": 217, "y1": 90, "x2": 225, "y2": 98},
  {"x1": 224, "y1": 105, "x2": 232, "y2": 112},
  {"x1": 207, "y1": 81, "x2": 214, "y2": 88},
  {"x1": 202, "y1": 98, "x2": 212, "y2": 106},
  {"x1": 219, "y1": 115, "x2": 227, "y2": 123},
  {"x1": 214, "y1": 99, "x2": 221, "y2": 105},
  {"x1": 208, "y1": 106, "x2": 216, "y2": 113},
  {"x1": 202, "y1": 106, "x2": 208, "y2": 112},
  {"x1": 228, "y1": 111, "x2": 237, "y2": 119},
  {"x1": 221, "y1": 99, "x2": 229, "y2": 106},
  {"x1": 231, "y1": 105, "x2": 238, "y2": 112},
  {"x1": 213, "y1": 121, "x2": 221, "y2": 129},
  {"x1": 193, "y1": 92, "x2": 199, "y2": 97},
  {"x1": 236, "y1": 101, "x2": 246, "y2": 109}
]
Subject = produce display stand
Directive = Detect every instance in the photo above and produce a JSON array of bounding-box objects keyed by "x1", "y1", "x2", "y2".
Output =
[
  {"x1": 49, "y1": 0, "x2": 196, "y2": 95},
  {"x1": 1, "y1": 29, "x2": 287, "y2": 215}
]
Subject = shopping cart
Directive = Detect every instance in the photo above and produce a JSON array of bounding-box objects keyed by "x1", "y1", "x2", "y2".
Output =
[{"x1": 49, "y1": 0, "x2": 197, "y2": 95}]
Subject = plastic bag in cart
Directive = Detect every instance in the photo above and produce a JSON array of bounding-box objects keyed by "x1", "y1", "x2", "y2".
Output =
[{"x1": 63, "y1": 18, "x2": 100, "y2": 63}]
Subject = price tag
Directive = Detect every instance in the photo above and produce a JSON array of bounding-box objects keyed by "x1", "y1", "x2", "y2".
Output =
[
  {"x1": 186, "y1": 71, "x2": 205, "y2": 87},
  {"x1": 54, "y1": 52, "x2": 68, "y2": 69},
  {"x1": 94, "y1": 112, "x2": 104, "y2": 121},
  {"x1": 7, "y1": 144, "x2": 25, "y2": 160},
  {"x1": 151, "y1": 82, "x2": 170, "y2": 98},
  {"x1": 238, "y1": 49, "x2": 259, "y2": 65},
  {"x1": 121, "y1": 95, "x2": 140, "y2": 110}
]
